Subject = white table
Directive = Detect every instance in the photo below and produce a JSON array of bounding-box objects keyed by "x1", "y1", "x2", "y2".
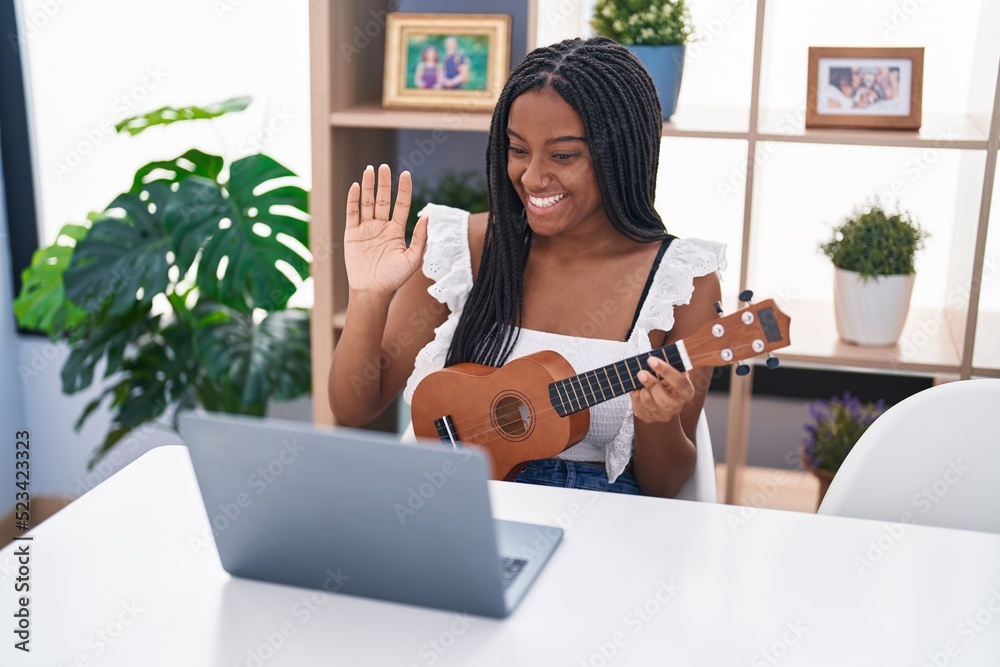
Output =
[{"x1": 3, "y1": 445, "x2": 1000, "y2": 666}]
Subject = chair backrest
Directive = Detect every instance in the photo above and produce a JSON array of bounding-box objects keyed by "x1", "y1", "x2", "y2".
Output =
[
  {"x1": 818, "y1": 379, "x2": 1000, "y2": 534},
  {"x1": 675, "y1": 411, "x2": 717, "y2": 503}
]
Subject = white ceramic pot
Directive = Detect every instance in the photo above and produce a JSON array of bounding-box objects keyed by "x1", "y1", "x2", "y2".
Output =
[{"x1": 833, "y1": 268, "x2": 916, "y2": 346}]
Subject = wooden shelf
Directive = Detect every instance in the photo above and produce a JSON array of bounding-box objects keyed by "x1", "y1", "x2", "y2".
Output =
[
  {"x1": 661, "y1": 106, "x2": 750, "y2": 140},
  {"x1": 330, "y1": 104, "x2": 493, "y2": 132},
  {"x1": 776, "y1": 301, "x2": 962, "y2": 374},
  {"x1": 757, "y1": 110, "x2": 990, "y2": 150},
  {"x1": 331, "y1": 103, "x2": 752, "y2": 139},
  {"x1": 973, "y1": 310, "x2": 1000, "y2": 376}
]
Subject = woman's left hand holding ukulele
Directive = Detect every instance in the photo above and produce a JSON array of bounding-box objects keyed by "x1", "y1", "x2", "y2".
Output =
[{"x1": 632, "y1": 357, "x2": 696, "y2": 424}]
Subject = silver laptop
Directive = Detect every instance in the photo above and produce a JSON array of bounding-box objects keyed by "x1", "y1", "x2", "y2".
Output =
[{"x1": 178, "y1": 412, "x2": 562, "y2": 618}]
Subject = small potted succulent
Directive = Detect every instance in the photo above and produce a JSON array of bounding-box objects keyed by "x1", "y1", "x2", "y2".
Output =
[
  {"x1": 820, "y1": 201, "x2": 928, "y2": 346},
  {"x1": 590, "y1": 0, "x2": 693, "y2": 120},
  {"x1": 802, "y1": 391, "x2": 886, "y2": 508}
]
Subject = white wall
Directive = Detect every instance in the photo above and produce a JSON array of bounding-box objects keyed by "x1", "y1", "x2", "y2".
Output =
[
  {"x1": 17, "y1": 0, "x2": 311, "y2": 245},
  {"x1": 13, "y1": 0, "x2": 311, "y2": 500}
]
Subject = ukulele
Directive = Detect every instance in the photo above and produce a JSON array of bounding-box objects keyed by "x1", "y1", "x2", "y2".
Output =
[{"x1": 411, "y1": 297, "x2": 791, "y2": 480}]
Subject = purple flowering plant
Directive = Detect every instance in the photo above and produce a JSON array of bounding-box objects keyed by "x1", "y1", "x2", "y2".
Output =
[{"x1": 802, "y1": 392, "x2": 886, "y2": 473}]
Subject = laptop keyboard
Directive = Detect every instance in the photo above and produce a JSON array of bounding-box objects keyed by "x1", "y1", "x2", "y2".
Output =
[{"x1": 499, "y1": 556, "x2": 529, "y2": 590}]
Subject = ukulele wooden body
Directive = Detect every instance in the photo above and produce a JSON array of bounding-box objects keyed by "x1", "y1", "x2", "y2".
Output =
[
  {"x1": 411, "y1": 350, "x2": 590, "y2": 480},
  {"x1": 411, "y1": 298, "x2": 791, "y2": 481}
]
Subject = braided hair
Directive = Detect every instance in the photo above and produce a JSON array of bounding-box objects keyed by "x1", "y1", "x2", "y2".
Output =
[{"x1": 445, "y1": 36, "x2": 669, "y2": 368}]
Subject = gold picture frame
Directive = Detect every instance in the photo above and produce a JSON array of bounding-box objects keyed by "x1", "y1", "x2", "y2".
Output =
[
  {"x1": 382, "y1": 13, "x2": 512, "y2": 112},
  {"x1": 806, "y1": 46, "x2": 924, "y2": 130}
]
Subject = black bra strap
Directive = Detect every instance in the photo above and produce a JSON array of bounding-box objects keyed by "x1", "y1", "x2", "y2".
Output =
[{"x1": 625, "y1": 236, "x2": 675, "y2": 341}]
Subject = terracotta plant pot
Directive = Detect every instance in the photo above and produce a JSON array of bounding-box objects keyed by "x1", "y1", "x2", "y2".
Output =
[{"x1": 802, "y1": 457, "x2": 837, "y2": 511}]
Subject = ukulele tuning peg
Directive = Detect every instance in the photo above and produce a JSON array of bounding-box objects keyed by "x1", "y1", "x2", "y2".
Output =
[
  {"x1": 766, "y1": 354, "x2": 780, "y2": 369},
  {"x1": 713, "y1": 301, "x2": 724, "y2": 315},
  {"x1": 735, "y1": 362, "x2": 751, "y2": 377},
  {"x1": 738, "y1": 289, "x2": 754, "y2": 304}
]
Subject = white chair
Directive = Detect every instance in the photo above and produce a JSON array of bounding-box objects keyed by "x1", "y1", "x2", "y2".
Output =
[
  {"x1": 675, "y1": 411, "x2": 717, "y2": 503},
  {"x1": 818, "y1": 379, "x2": 1000, "y2": 534},
  {"x1": 402, "y1": 410, "x2": 717, "y2": 503}
]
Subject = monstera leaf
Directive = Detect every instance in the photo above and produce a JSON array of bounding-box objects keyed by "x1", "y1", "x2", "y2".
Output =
[
  {"x1": 194, "y1": 304, "x2": 311, "y2": 412},
  {"x1": 63, "y1": 146, "x2": 229, "y2": 319},
  {"x1": 129, "y1": 148, "x2": 224, "y2": 193},
  {"x1": 64, "y1": 182, "x2": 174, "y2": 318},
  {"x1": 165, "y1": 154, "x2": 309, "y2": 311},
  {"x1": 14, "y1": 223, "x2": 89, "y2": 338},
  {"x1": 12, "y1": 94, "x2": 313, "y2": 470},
  {"x1": 61, "y1": 307, "x2": 154, "y2": 394},
  {"x1": 115, "y1": 96, "x2": 251, "y2": 136},
  {"x1": 115, "y1": 322, "x2": 200, "y2": 426},
  {"x1": 80, "y1": 316, "x2": 201, "y2": 467}
]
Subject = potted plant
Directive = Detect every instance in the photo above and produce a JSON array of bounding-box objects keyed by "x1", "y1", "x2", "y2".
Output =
[
  {"x1": 820, "y1": 201, "x2": 928, "y2": 346},
  {"x1": 590, "y1": 0, "x2": 693, "y2": 120},
  {"x1": 14, "y1": 97, "x2": 312, "y2": 469},
  {"x1": 802, "y1": 392, "x2": 885, "y2": 508}
]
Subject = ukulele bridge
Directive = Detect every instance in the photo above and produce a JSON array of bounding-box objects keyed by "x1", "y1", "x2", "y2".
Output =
[{"x1": 433, "y1": 415, "x2": 462, "y2": 449}]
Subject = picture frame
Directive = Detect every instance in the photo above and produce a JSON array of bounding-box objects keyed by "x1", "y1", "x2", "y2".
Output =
[
  {"x1": 806, "y1": 47, "x2": 924, "y2": 130},
  {"x1": 382, "y1": 13, "x2": 512, "y2": 112}
]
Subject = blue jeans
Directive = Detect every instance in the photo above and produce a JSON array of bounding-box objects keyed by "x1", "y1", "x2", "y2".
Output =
[{"x1": 512, "y1": 459, "x2": 643, "y2": 495}]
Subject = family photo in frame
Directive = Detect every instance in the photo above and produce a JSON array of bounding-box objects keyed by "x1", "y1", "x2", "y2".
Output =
[
  {"x1": 806, "y1": 46, "x2": 924, "y2": 130},
  {"x1": 382, "y1": 13, "x2": 511, "y2": 112}
]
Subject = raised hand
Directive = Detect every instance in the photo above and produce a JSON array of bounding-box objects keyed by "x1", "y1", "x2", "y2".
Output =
[{"x1": 344, "y1": 164, "x2": 429, "y2": 295}]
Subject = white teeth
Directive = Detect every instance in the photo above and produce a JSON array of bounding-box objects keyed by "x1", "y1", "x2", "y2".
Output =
[{"x1": 528, "y1": 193, "x2": 566, "y2": 208}]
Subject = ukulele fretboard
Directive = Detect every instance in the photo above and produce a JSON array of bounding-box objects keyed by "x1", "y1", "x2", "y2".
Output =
[{"x1": 547, "y1": 343, "x2": 689, "y2": 417}]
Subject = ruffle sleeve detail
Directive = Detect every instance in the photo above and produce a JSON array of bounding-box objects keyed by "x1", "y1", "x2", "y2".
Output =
[
  {"x1": 419, "y1": 203, "x2": 473, "y2": 312},
  {"x1": 402, "y1": 204, "x2": 474, "y2": 404},
  {"x1": 632, "y1": 237, "x2": 727, "y2": 339},
  {"x1": 604, "y1": 237, "x2": 727, "y2": 483}
]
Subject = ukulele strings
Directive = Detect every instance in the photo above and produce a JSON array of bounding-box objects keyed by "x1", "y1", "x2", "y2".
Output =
[
  {"x1": 433, "y1": 345, "x2": 747, "y2": 444},
  {"x1": 425, "y1": 344, "x2": 760, "y2": 445}
]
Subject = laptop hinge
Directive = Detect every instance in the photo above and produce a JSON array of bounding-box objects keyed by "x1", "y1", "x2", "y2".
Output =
[{"x1": 433, "y1": 415, "x2": 462, "y2": 449}]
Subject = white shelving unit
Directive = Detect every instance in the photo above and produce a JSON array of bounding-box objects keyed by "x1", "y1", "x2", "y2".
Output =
[{"x1": 309, "y1": 0, "x2": 1000, "y2": 502}]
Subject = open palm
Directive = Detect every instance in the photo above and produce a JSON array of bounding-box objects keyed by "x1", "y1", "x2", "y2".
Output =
[{"x1": 344, "y1": 164, "x2": 428, "y2": 294}]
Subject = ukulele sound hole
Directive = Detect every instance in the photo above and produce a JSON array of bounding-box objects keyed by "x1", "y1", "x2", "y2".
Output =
[{"x1": 492, "y1": 393, "x2": 533, "y2": 440}]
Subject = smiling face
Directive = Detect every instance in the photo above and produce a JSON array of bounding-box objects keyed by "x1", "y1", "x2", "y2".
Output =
[
  {"x1": 850, "y1": 68, "x2": 862, "y2": 89},
  {"x1": 505, "y1": 87, "x2": 608, "y2": 238}
]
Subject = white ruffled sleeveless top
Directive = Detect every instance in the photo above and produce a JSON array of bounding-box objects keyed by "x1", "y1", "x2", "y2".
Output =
[{"x1": 403, "y1": 204, "x2": 727, "y2": 483}]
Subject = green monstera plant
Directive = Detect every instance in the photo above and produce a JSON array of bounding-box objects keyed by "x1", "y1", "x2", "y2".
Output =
[{"x1": 14, "y1": 97, "x2": 311, "y2": 468}]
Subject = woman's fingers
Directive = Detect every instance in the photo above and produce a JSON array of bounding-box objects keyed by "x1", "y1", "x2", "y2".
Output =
[
  {"x1": 648, "y1": 358, "x2": 694, "y2": 395},
  {"x1": 374, "y1": 164, "x2": 393, "y2": 222},
  {"x1": 635, "y1": 358, "x2": 695, "y2": 418},
  {"x1": 407, "y1": 214, "x2": 429, "y2": 267},
  {"x1": 359, "y1": 164, "x2": 375, "y2": 222},
  {"x1": 635, "y1": 368, "x2": 673, "y2": 412},
  {"x1": 346, "y1": 181, "x2": 361, "y2": 228},
  {"x1": 351, "y1": 164, "x2": 414, "y2": 244},
  {"x1": 392, "y1": 170, "x2": 413, "y2": 228}
]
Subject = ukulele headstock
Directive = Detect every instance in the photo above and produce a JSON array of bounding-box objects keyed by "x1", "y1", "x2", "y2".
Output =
[{"x1": 683, "y1": 291, "x2": 791, "y2": 373}]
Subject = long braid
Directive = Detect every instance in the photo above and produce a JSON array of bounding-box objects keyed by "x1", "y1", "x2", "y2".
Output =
[{"x1": 445, "y1": 36, "x2": 668, "y2": 367}]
